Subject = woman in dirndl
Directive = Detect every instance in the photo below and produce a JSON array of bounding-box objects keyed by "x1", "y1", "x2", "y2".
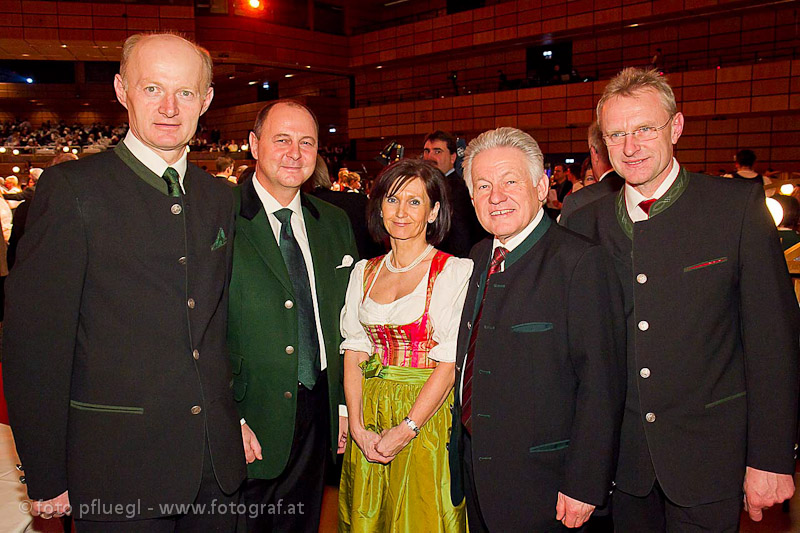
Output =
[{"x1": 338, "y1": 159, "x2": 472, "y2": 532}]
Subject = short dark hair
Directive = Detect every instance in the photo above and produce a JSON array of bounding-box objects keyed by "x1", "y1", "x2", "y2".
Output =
[
  {"x1": 424, "y1": 130, "x2": 457, "y2": 155},
  {"x1": 252, "y1": 99, "x2": 319, "y2": 138},
  {"x1": 567, "y1": 163, "x2": 581, "y2": 178},
  {"x1": 736, "y1": 149, "x2": 756, "y2": 168},
  {"x1": 215, "y1": 156, "x2": 234, "y2": 172},
  {"x1": 366, "y1": 159, "x2": 451, "y2": 246}
]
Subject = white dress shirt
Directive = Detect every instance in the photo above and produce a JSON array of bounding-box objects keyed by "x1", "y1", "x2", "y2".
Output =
[
  {"x1": 624, "y1": 158, "x2": 680, "y2": 222},
  {"x1": 252, "y1": 177, "x2": 329, "y2": 373},
  {"x1": 123, "y1": 131, "x2": 188, "y2": 193}
]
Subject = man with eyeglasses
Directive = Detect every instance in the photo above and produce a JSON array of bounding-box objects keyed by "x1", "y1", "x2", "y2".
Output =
[{"x1": 565, "y1": 67, "x2": 799, "y2": 532}]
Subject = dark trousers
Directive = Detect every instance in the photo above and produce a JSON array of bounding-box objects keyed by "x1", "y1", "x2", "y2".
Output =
[
  {"x1": 613, "y1": 482, "x2": 741, "y2": 533},
  {"x1": 75, "y1": 438, "x2": 240, "y2": 532},
  {"x1": 243, "y1": 376, "x2": 329, "y2": 533}
]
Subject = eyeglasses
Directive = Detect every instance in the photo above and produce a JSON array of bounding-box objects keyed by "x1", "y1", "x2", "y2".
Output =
[{"x1": 603, "y1": 115, "x2": 674, "y2": 146}]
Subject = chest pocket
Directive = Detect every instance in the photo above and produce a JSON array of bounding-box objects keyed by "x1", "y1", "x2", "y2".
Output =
[{"x1": 511, "y1": 322, "x2": 554, "y2": 333}]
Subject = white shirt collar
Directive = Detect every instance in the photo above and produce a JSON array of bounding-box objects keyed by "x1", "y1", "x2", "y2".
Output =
[
  {"x1": 252, "y1": 176, "x2": 302, "y2": 218},
  {"x1": 625, "y1": 158, "x2": 680, "y2": 222},
  {"x1": 444, "y1": 168, "x2": 455, "y2": 177},
  {"x1": 492, "y1": 207, "x2": 545, "y2": 253},
  {"x1": 123, "y1": 131, "x2": 188, "y2": 185}
]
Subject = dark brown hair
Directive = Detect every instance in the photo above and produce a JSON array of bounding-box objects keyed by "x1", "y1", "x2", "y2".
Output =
[{"x1": 366, "y1": 159, "x2": 451, "y2": 246}]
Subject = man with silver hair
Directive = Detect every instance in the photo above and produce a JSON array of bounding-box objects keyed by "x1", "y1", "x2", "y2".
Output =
[
  {"x1": 565, "y1": 67, "x2": 798, "y2": 532},
  {"x1": 448, "y1": 126, "x2": 625, "y2": 531}
]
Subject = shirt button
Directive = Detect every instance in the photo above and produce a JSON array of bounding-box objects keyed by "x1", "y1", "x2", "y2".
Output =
[
  {"x1": 191, "y1": 405, "x2": 202, "y2": 415},
  {"x1": 645, "y1": 412, "x2": 656, "y2": 423},
  {"x1": 284, "y1": 391, "x2": 293, "y2": 399},
  {"x1": 640, "y1": 367, "x2": 651, "y2": 378},
  {"x1": 285, "y1": 345, "x2": 295, "y2": 355},
  {"x1": 171, "y1": 204, "x2": 182, "y2": 215},
  {"x1": 192, "y1": 349, "x2": 199, "y2": 360},
  {"x1": 636, "y1": 273, "x2": 647, "y2": 284},
  {"x1": 638, "y1": 320, "x2": 649, "y2": 331},
  {"x1": 187, "y1": 298, "x2": 195, "y2": 309},
  {"x1": 178, "y1": 256, "x2": 186, "y2": 265},
  {"x1": 284, "y1": 300, "x2": 294, "y2": 309}
]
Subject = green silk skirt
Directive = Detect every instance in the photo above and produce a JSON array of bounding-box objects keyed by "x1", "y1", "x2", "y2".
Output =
[{"x1": 338, "y1": 357, "x2": 465, "y2": 532}]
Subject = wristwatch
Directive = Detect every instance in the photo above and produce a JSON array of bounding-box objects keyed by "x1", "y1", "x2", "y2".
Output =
[{"x1": 403, "y1": 416, "x2": 420, "y2": 436}]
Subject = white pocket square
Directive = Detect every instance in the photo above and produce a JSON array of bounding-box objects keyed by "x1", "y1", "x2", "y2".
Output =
[{"x1": 336, "y1": 255, "x2": 354, "y2": 269}]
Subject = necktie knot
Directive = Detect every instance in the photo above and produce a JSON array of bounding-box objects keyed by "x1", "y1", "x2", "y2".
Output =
[
  {"x1": 639, "y1": 198, "x2": 657, "y2": 216},
  {"x1": 488, "y1": 246, "x2": 509, "y2": 277},
  {"x1": 274, "y1": 208, "x2": 293, "y2": 226},
  {"x1": 162, "y1": 167, "x2": 181, "y2": 198}
]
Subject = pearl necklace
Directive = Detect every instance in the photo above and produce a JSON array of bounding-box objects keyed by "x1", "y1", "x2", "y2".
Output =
[{"x1": 385, "y1": 244, "x2": 433, "y2": 273}]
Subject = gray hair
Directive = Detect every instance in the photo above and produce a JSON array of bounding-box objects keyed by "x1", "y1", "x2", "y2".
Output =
[
  {"x1": 596, "y1": 68, "x2": 677, "y2": 130},
  {"x1": 120, "y1": 33, "x2": 213, "y2": 92},
  {"x1": 587, "y1": 121, "x2": 610, "y2": 164},
  {"x1": 462, "y1": 127, "x2": 544, "y2": 195}
]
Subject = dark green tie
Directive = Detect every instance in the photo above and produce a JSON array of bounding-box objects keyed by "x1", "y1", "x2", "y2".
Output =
[
  {"x1": 162, "y1": 167, "x2": 181, "y2": 198},
  {"x1": 273, "y1": 208, "x2": 321, "y2": 389}
]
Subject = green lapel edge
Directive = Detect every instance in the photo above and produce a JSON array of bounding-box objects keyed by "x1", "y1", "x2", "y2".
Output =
[
  {"x1": 615, "y1": 167, "x2": 690, "y2": 240},
  {"x1": 114, "y1": 142, "x2": 172, "y2": 196}
]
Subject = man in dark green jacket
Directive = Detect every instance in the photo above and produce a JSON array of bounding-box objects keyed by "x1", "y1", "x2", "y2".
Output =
[{"x1": 229, "y1": 100, "x2": 357, "y2": 532}]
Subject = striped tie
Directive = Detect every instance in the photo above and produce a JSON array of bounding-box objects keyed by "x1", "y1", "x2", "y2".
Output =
[{"x1": 461, "y1": 246, "x2": 508, "y2": 434}]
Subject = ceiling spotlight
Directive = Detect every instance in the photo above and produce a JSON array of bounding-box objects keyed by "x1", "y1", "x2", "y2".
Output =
[
  {"x1": 228, "y1": 74, "x2": 235, "y2": 80},
  {"x1": 25, "y1": 78, "x2": 33, "y2": 84},
  {"x1": 780, "y1": 184, "x2": 794, "y2": 195},
  {"x1": 376, "y1": 65, "x2": 383, "y2": 69},
  {"x1": 262, "y1": 81, "x2": 270, "y2": 90},
  {"x1": 61, "y1": 44, "x2": 67, "y2": 48},
  {"x1": 11, "y1": 149, "x2": 19, "y2": 156},
  {"x1": 248, "y1": 0, "x2": 260, "y2": 7},
  {"x1": 21, "y1": 53, "x2": 29, "y2": 57},
  {"x1": 284, "y1": 74, "x2": 294, "y2": 78},
  {"x1": 305, "y1": 65, "x2": 311, "y2": 69},
  {"x1": 248, "y1": 80, "x2": 258, "y2": 85},
  {"x1": 328, "y1": 127, "x2": 337, "y2": 133},
  {"x1": 11, "y1": 166, "x2": 20, "y2": 173}
]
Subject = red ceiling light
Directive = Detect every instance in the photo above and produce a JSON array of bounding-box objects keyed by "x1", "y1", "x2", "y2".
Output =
[{"x1": 248, "y1": 0, "x2": 260, "y2": 8}]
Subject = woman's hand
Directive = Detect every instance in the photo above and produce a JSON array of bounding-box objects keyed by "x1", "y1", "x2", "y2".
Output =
[
  {"x1": 350, "y1": 426, "x2": 386, "y2": 463},
  {"x1": 375, "y1": 423, "x2": 417, "y2": 461}
]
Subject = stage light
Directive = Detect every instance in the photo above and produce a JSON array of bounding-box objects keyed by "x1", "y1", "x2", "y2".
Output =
[
  {"x1": 780, "y1": 184, "x2": 794, "y2": 195},
  {"x1": 25, "y1": 78, "x2": 33, "y2": 84},
  {"x1": 565, "y1": 158, "x2": 575, "y2": 164},
  {"x1": 248, "y1": 0, "x2": 260, "y2": 7},
  {"x1": 766, "y1": 197, "x2": 783, "y2": 226},
  {"x1": 11, "y1": 166, "x2": 19, "y2": 173},
  {"x1": 11, "y1": 149, "x2": 19, "y2": 156},
  {"x1": 329, "y1": 127, "x2": 337, "y2": 133}
]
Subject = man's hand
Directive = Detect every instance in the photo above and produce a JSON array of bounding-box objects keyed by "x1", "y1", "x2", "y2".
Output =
[
  {"x1": 241, "y1": 423, "x2": 263, "y2": 464},
  {"x1": 555, "y1": 492, "x2": 595, "y2": 528},
  {"x1": 743, "y1": 466, "x2": 795, "y2": 521},
  {"x1": 31, "y1": 491, "x2": 70, "y2": 519},
  {"x1": 337, "y1": 415, "x2": 349, "y2": 454}
]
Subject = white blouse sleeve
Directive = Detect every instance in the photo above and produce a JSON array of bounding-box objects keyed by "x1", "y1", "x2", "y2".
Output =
[
  {"x1": 428, "y1": 257, "x2": 474, "y2": 363},
  {"x1": 339, "y1": 259, "x2": 373, "y2": 355}
]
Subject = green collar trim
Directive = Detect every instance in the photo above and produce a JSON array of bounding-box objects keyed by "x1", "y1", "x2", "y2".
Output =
[
  {"x1": 504, "y1": 213, "x2": 551, "y2": 270},
  {"x1": 114, "y1": 142, "x2": 172, "y2": 196},
  {"x1": 615, "y1": 167, "x2": 690, "y2": 240}
]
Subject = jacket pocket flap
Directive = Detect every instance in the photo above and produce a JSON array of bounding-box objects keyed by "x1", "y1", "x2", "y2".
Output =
[
  {"x1": 683, "y1": 257, "x2": 728, "y2": 273},
  {"x1": 705, "y1": 391, "x2": 746, "y2": 409},
  {"x1": 529, "y1": 439, "x2": 570, "y2": 453},
  {"x1": 70, "y1": 400, "x2": 143, "y2": 415},
  {"x1": 512, "y1": 322, "x2": 554, "y2": 333}
]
